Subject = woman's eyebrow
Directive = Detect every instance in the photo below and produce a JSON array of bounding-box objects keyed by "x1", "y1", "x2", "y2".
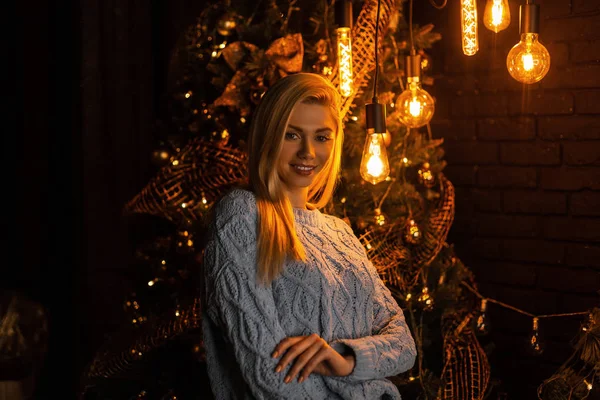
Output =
[{"x1": 288, "y1": 124, "x2": 333, "y2": 133}]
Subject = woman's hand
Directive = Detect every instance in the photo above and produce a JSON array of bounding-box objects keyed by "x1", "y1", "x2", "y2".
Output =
[{"x1": 272, "y1": 334, "x2": 355, "y2": 383}]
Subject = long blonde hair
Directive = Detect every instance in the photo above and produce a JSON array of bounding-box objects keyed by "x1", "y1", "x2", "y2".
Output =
[{"x1": 247, "y1": 73, "x2": 343, "y2": 285}]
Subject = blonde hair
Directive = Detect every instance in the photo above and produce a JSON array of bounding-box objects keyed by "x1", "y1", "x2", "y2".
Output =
[{"x1": 247, "y1": 73, "x2": 343, "y2": 285}]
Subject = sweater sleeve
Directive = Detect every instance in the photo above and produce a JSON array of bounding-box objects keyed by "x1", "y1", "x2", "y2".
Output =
[
  {"x1": 203, "y1": 191, "x2": 315, "y2": 399},
  {"x1": 330, "y1": 223, "x2": 417, "y2": 382}
]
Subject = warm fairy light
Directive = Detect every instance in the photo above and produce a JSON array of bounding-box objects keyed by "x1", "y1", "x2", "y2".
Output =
[
  {"x1": 483, "y1": 0, "x2": 510, "y2": 33},
  {"x1": 172, "y1": 160, "x2": 180, "y2": 166},
  {"x1": 336, "y1": 28, "x2": 354, "y2": 97},
  {"x1": 460, "y1": 0, "x2": 479, "y2": 55},
  {"x1": 507, "y1": 33, "x2": 550, "y2": 83},
  {"x1": 181, "y1": 202, "x2": 187, "y2": 208},
  {"x1": 175, "y1": 310, "x2": 180, "y2": 317},
  {"x1": 360, "y1": 133, "x2": 390, "y2": 184},
  {"x1": 148, "y1": 280, "x2": 155, "y2": 287},
  {"x1": 185, "y1": 91, "x2": 192, "y2": 99},
  {"x1": 584, "y1": 379, "x2": 593, "y2": 391}
]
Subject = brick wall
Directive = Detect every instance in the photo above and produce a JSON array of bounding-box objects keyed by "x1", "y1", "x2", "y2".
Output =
[{"x1": 425, "y1": 0, "x2": 600, "y2": 396}]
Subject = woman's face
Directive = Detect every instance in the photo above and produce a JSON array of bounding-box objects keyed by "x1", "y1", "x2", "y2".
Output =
[{"x1": 277, "y1": 102, "x2": 337, "y2": 203}]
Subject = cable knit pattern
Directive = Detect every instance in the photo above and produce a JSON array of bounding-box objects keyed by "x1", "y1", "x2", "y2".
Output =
[{"x1": 202, "y1": 189, "x2": 417, "y2": 400}]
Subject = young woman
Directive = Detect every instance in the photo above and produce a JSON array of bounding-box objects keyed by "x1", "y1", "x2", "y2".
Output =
[{"x1": 202, "y1": 72, "x2": 416, "y2": 399}]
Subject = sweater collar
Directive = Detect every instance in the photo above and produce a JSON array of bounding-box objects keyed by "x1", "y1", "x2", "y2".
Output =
[{"x1": 293, "y1": 207, "x2": 322, "y2": 228}]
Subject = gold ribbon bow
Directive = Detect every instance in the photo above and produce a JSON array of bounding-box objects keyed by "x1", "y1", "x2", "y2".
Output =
[{"x1": 212, "y1": 33, "x2": 304, "y2": 116}]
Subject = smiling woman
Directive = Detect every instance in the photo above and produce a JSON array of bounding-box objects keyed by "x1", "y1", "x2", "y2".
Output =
[{"x1": 201, "y1": 73, "x2": 417, "y2": 400}]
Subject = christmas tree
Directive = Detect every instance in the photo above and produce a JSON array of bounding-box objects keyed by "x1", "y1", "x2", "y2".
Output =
[{"x1": 78, "y1": 0, "x2": 599, "y2": 399}]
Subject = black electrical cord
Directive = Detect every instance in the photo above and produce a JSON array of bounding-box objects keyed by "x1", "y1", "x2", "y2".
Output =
[{"x1": 373, "y1": 0, "x2": 382, "y2": 103}]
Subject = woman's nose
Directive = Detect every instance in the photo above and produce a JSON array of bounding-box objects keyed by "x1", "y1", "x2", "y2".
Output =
[{"x1": 298, "y1": 138, "x2": 315, "y2": 159}]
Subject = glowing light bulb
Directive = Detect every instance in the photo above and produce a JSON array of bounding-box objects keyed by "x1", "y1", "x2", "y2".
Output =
[
  {"x1": 460, "y1": 0, "x2": 479, "y2": 55},
  {"x1": 337, "y1": 28, "x2": 353, "y2": 97},
  {"x1": 483, "y1": 0, "x2": 510, "y2": 33},
  {"x1": 361, "y1": 102, "x2": 389, "y2": 184},
  {"x1": 360, "y1": 133, "x2": 390, "y2": 184},
  {"x1": 474, "y1": 299, "x2": 492, "y2": 336},
  {"x1": 506, "y1": 1, "x2": 550, "y2": 84},
  {"x1": 507, "y1": 33, "x2": 550, "y2": 83},
  {"x1": 396, "y1": 80, "x2": 435, "y2": 128},
  {"x1": 397, "y1": 53, "x2": 434, "y2": 128},
  {"x1": 335, "y1": 1, "x2": 353, "y2": 97}
]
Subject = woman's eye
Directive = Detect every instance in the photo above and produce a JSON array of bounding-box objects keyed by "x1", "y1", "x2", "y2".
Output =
[
  {"x1": 316, "y1": 135, "x2": 333, "y2": 142},
  {"x1": 285, "y1": 132, "x2": 299, "y2": 140}
]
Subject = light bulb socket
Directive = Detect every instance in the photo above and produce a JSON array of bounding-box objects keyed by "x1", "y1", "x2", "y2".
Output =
[
  {"x1": 520, "y1": 2, "x2": 540, "y2": 34},
  {"x1": 335, "y1": 0, "x2": 353, "y2": 29},
  {"x1": 405, "y1": 54, "x2": 421, "y2": 80},
  {"x1": 366, "y1": 102, "x2": 386, "y2": 133}
]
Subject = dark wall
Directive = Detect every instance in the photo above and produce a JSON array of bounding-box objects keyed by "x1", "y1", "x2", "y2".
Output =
[{"x1": 426, "y1": 0, "x2": 600, "y2": 396}]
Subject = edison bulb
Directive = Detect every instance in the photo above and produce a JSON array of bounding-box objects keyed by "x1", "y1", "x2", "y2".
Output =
[
  {"x1": 360, "y1": 133, "x2": 390, "y2": 184},
  {"x1": 396, "y1": 80, "x2": 435, "y2": 128},
  {"x1": 336, "y1": 28, "x2": 354, "y2": 97},
  {"x1": 507, "y1": 33, "x2": 550, "y2": 84},
  {"x1": 483, "y1": 0, "x2": 510, "y2": 32}
]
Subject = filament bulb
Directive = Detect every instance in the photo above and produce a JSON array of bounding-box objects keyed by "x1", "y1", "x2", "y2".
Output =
[
  {"x1": 460, "y1": 0, "x2": 479, "y2": 55},
  {"x1": 507, "y1": 33, "x2": 550, "y2": 84},
  {"x1": 483, "y1": 0, "x2": 511, "y2": 33},
  {"x1": 396, "y1": 79, "x2": 435, "y2": 128},
  {"x1": 360, "y1": 132, "x2": 390, "y2": 184},
  {"x1": 336, "y1": 28, "x2": 354, "y2": 97}
]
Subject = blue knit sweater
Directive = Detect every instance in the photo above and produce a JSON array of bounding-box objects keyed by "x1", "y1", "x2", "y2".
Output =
[{"x1": 202, "y1": 189, "x2": 417, "y2": 399}]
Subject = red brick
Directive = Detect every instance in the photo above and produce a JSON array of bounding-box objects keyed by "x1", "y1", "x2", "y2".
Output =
[
  {"x1": 573, "y1": 0, "x2": 600, "y2": 14},
  {"x1": 538, "y1": 266, "x2": 600, "y2": 293},
  {"x1": 508, "y1": 91, "x2": 574, "y2": 116},
  {"x1": 444, "y1": 165, "x2": 477, "y2": 186},
  {"x1": 567, "y1": 243, "x2": 600, "y2": 268},
  {"x1": 436, "y1": 74, "x2": 479, "y2": 94},
  {"x1": 443, "y1": 141, "x2": 499, "y2": 165},
  {"x1": 540, "y1": 15, "x2": 600, "y2": 41},
  {"x1": 490, "y1": 285, "x2": 561, "y2": 315},
  {"x1": 575, "y1": 91, "x2": 600, "y2": 114},
  {"x1": 451, "y1": 215, "x2": 476, "y2": 234},
  {"x1": 542, "y1": 217, "x2": 600, "y2": 242},
  {"x1": 500, "y1": 142, "x2": 561, "y2": 166},
  {"x1": 504, "y1": 190, "x2": 567, "y2": 214},
  {"x1": 543, "y1": 42, "x2": 569, "y2": 68},
  {"x1": 476, "y1": 213, "x2": 539, "y2": 237},
  {"x1": 561, "y1": 293, "x2": 600, "y2": 314},
  {"x1": 541, "y1": 65, "x2": 600, "y2": 90},
  {"x1": 571, "y1": 191, "x2": 600, "y2": 216},
  {"x1": 471, "y1": 237, "x2": 503, "y2": 259},
  {"x1": 474, "y1": 94, "x2": 509, "y2": 116},
  {"x1": 474, "y1": 261, "x2": 537, "y2": 287},
  {"x1": 540, "y1": 167, "x2": 600, "y2": 190},
  {"x1": 539, "y1": 1, "x2": 571, "y2": 19},
  {"x1": 453, "y1": 187, "x2": 475, "y2": 213},
  {"x1": 563, "y1": 141, "x2": 600, "y2": 166},
  {"x1": 571, "y1": 41, "x2": 600, "y2": 64},
  {"x1": 478, "y1": 117, "x2": 536, "y2": 141},
  {"x1": 478, "y1": 70, "x2": 536, "y2": 92},
  {"x1": 538, "y1": 116, "x2": 600, "y2": 140},
  {"x1": 478, "y1": 166, "x2": 537, "y2": 188},
  {"x1": 503, "y1": 239, "x2": 565, "y2": 264},
  {"x1": 430, "y1": 119, "x2": 477, "y2": 141},
  {"x1": 472, "y1": 189, "x2": 503, "y2": 212},
  {"x1": 450, "y1": 95, "x2": 476, "y2": 117}
]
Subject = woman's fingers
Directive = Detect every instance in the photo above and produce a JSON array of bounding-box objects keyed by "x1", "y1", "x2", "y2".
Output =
[
  {"x1": 298, "y1": 345, "x2": 331, "y2": 382},
  {"x1": 273, "y1": 334, "x2": 321, "y2": 374},
  {"x1": 284, "y1": 339, "x2": 328, "y2": 383}
]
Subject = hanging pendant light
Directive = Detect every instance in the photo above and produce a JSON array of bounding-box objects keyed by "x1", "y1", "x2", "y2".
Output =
[
  {"x1": 506, "y1": 0, "x2": 550, "y2": 84},
  {"x1": 335, "y1": 1, "x2": 354, "y2": 97},
  {"x1": 396, "y1": 51, "x2": 435, "y2": 128}
]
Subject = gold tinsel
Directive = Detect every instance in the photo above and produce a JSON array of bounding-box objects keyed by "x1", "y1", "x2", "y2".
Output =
[
  {"x1": 123, "y1": 138, "x2": 248, "y2": 223},
  {"x1": 438, "y1": 312, "x2": 491, "y2": 400}
]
